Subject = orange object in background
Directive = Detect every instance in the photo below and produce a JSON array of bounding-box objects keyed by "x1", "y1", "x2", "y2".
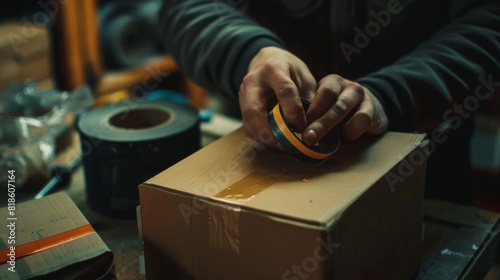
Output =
[{"x1": 93, "y1": 90, "x2": 131, "y2": 108}]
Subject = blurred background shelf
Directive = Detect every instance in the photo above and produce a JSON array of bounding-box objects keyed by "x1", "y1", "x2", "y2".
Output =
[
  {"x1": 0, "y1": 0, "x2": 207, "y2": 108},
  {"x1": 95, "y1": 55, "x2": 177, "y2": 95}
]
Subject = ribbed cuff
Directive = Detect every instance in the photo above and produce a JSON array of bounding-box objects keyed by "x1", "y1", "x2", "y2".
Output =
[{"x1": 357, "y1": 77, "x2": 409, "y2": 132}]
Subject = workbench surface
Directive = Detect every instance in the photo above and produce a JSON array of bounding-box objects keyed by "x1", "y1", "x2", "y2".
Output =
[{"x1": 4, "y1": 114, "x2": 499, "y2": 280}]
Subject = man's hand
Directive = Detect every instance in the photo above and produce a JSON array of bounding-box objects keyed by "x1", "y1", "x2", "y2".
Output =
[
  {"x1": 239, "y1": 46, "x2": 316, "y2": 148},
  {"x1": 303, "y1": 74, "x2": 388, "y2": 147},
  {"x1": 239, "y1": 47, "x2": 388, "y2": 149}
]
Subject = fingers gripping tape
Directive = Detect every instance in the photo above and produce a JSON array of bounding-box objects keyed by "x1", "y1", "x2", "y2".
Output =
[{"x1": 269, "y1": 98, "x2": 340, "y2": 163}]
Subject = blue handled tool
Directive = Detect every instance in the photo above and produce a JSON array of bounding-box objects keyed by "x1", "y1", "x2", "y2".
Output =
[{"x1": 34, "y1": 155, "x2": 82, "y2": 199}]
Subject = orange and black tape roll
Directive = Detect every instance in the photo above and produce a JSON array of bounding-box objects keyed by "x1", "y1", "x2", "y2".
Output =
[{"x1": 269, "y1": 98, "x2": 340, "y2": 163}]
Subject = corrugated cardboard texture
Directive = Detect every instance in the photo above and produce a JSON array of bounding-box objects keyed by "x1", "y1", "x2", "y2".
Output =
[{"x1": 140, "y1": 128, "x2": 428, "y2": 279}]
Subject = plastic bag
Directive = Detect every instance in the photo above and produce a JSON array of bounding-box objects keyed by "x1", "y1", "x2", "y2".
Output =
[{"x1": 0, "y1": 80, "x2": 94, "y2": 191}]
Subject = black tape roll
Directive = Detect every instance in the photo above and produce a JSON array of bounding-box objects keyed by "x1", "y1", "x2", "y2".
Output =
[
  {"x1": 99, "y1": 1, "x2": 162, "y2": 70},
  {"x1": 76, "y1": 99, "x2": 200, "y2": 218},
  {"x1": 269, "y1": 98, "x2": 340, "y2": 163}
]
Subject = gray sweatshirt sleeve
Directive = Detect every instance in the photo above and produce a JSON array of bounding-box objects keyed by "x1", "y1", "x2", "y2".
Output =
[
  {"x1": 158, "y1": 0, "x2": 286, "y2": 99},
  {"x1": 356, "y1": 3, "x2": 500, "y2": 131}
]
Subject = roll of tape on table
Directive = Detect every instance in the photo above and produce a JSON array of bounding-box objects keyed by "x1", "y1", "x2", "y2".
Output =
[
  {"x1": 76, "y1": 99, "x2": 200, "y2": 218},
  {"x1": 269, "y1": 98, "x2": 340, "y2": 163}
]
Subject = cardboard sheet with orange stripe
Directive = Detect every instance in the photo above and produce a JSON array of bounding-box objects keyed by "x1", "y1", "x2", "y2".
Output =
[{"x1": 0, "y1": 192, "x2": 114, "y2": 279}]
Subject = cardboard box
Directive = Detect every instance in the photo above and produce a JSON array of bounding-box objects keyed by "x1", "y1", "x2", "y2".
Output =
[
  {"x1": 139, "y1": 128, "x2": 428, "y2": 279},
  {"x1": 0, "y1": 21, "x2": 53, "y2": 92},
  {"x1": 0, "y1": 192, "x2": 114, "y2": 279}
]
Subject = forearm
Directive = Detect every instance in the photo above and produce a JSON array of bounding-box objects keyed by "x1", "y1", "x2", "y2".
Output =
[
  {"x1": 357, "y1": 3, "x2": 500, "y2": 132},
  {"x1": 159, "y1": 0, "x2": 285, "y2": 98}
]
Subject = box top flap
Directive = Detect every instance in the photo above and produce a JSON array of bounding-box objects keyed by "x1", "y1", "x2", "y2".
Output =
[{"x1": 143, "y1": 128, "x2": 426, "y2": 226}]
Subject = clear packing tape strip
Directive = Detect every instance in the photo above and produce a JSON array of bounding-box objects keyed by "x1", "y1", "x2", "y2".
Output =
[{"x1": 206, "y1": 99, "x2": 342, "y2": 254}]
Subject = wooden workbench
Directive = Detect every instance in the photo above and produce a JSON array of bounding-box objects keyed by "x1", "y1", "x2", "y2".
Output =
[{"x1": 5, "y1": 115, "x2": 499, "y2": 279}]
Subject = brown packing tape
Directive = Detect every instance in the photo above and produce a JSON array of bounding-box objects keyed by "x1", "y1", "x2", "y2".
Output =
[
  {"x1": 209, "y1": 170, "x2": 280, "y2": 256},
  {"x1": 208, "y1": 204, "x2": 241, "y2": 255},
  {"x1": 206, "y1": 166, "x2": 322, "y2": 258},
  {"x1": 213, "y1": 170, "x2": 279, "y2": 204},
  {"x1": 207, "y1": 165, "x2": 315, "y2": 254}
]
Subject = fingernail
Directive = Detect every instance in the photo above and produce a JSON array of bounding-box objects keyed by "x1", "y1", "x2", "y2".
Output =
[{"x1": 303, "y1": 129, "x2": 318, "y2": 147}]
